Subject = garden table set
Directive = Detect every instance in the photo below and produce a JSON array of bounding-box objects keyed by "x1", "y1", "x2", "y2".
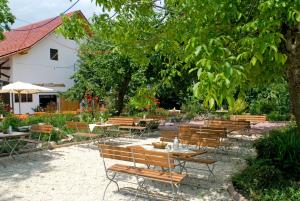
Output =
[
  {"x1": 126, "y1": 143, "x2": 216, "y2": 180},
  {"x1": 0, "y1": 132, "x2": 30, "y2": 158}
]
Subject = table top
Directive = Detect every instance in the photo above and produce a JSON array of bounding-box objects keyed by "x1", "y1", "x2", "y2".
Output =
[
  {"x1": 89, "y1": 123, "x2": 114, "y2": 131},
  {"x1": 94, "y1": 123, "x2": 114, "y2": 127},
  {"x1": 0, "y1": 132, "x2": 29, "y2": 139}
]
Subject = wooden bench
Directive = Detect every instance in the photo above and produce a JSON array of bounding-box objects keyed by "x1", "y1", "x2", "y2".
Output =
[
  {"x1": 178, "y1": 126, "x2": 232, "y2": 154},
  {"x1": 20, "y1": 124, "x2": 53, "y2": 150},
  {"x1": 65, "y1": 121, "x2": 99, "y2": 140},
  {"x1": 160, "y1": 130, "x2": 178, "y2": 142},
  {"x1": 106, "y1": 117, "x2": 135, "y2": 126},
  {"x1": 99, "y1": 144, "x2": 186, "y2": 200},
  {"x1": 205, "y1": 119, "x2": 250, "y2": 132},
  {"x1": 106, "y1": 117, "x2": 146, "y2": 137},
  {"x1": 230, "y1": 115, "x2": 267, "y2": 123}
]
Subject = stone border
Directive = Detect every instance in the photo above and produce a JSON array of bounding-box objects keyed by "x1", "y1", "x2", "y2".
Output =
[{"x1": 227, "y1": 181, "x2": 248, "y2": 201}]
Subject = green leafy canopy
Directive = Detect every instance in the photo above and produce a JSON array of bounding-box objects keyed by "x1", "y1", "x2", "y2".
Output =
[{"x1": 0, "y1": 0, "x2": 15, "y2": 40}]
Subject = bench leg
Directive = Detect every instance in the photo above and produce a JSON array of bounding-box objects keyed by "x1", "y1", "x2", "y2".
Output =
[
  {"x1": 207, "y1": 164, "x2": 216, "y2": 182},
  {"x1": 134, "y1": 178, "x2": 150, "y2": 201},
  {"x1": 171, "y1": 183, "x2": 181, "y2": 201},
  {"x1": 103, "y1": 172, "x2": 119, "y2": 201}
]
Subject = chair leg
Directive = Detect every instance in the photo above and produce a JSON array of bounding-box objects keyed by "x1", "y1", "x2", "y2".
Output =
[{"x1": 102, "y1": 172, "x2": 119, "y2": 201}]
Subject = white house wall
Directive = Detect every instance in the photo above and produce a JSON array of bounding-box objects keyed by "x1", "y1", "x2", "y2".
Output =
[{"x1": 10, "y1": 33, "x2": 78, "y2": 114}]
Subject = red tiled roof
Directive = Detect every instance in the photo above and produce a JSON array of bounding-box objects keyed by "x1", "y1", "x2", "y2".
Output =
[{"x1": 0, "y1": 11, "x2": 83, "y2": 59}]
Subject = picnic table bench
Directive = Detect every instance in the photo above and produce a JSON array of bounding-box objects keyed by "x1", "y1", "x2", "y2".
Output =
[
  {"x1": 19, "y1": 124, "x2": 53, "y2": 150},
  {"x1": 106, "y1": 117, "x2": 147, "y2": 137},
  {"x1": 205, "y1": 119, "x2": 250, "y2": 132},
  {"x1": 99, "y1": 144, "x2": 186, "y2": 201},
  {"x1": 0, "y1": 132, "x2": 30, "y2": 158},
  {"x1": 230, "y1": 114, "x2": 267, "y2": 123},
  {"x1": 66, "y1": 121, "x2": 100, "y2": 141},
  {"x1": 160, "y1": 130, "x2": 178, "y2": 142}
]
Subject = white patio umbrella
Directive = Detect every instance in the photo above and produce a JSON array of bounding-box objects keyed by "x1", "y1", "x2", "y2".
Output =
[{"x1": 0, "y1": 81, "x2": 53, "y2": 114}]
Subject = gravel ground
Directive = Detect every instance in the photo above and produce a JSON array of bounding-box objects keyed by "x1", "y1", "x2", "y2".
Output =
[{"x1": 0, "y1": 122, "x2": 285, "y2": 201}]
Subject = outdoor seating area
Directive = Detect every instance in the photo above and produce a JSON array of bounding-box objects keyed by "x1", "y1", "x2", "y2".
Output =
[
  {"x1": 1, "y1": 1, "x2": 300, "y2": 200},
  {"x1": 0, "y1": 110, "x2": 288, "y2": 200}
]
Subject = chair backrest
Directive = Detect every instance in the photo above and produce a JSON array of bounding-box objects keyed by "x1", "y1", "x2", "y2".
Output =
[
  {"x1": 192, "y1": 127, "x2": 227, "y2": 138},
  {"x1": 160, "y1": 130, "x2": 178, "y2": 142},
  {"x1": 30, "y1": 124, "x2": 53, "y2": 134},
  {"x1": 66, "y1": 121, "x2": 78, "y2": 129},
  {"x1": 106, "y1": 117, "x2": 135, "y2": 126},
  {"x1": 66, "y1": 121, "x2": 89, "y2": 131},
  {"x1": 99, "y1": 144, "x2": 175, "y2": 168}
]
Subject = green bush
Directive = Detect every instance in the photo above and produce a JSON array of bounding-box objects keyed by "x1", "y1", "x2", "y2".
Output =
[
  {"x1": 233, "y1": 125, "x2": 300, "y2": 200},
  {"x1": 2, "y1": 114, "x2": 22, "y2": 131},
  {"x1": 256, "y1": 185, "x2": 300, "y2": 201},
  {"x1": 267, "y1": 112, "x2": 290, "y2": 121},
  {"x1": 181, "y1": 97, "x2": 205, "y2": 120},
  {"x1": 232, "y1": 159, "x2": 284, "y2": 193},
  {"x1": 228, "y1": 99, "x2": 248, "y2": 115},
  {"x1": 254, "y1": 125, "x2": 300, "y2": 179}
]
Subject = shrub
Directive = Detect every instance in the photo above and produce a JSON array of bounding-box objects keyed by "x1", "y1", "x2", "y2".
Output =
[
  {"x1": 181, "y1": 97, "x2": 206, "y2": 120},
  {"x1": 228, "y1": 99, "x2": 248, "y2": 114},
  {"x1": 267, "y1": 112, "x2": 290, "y2": 121},
  {"x1": 2, "y1": 114, "x2": 22, "y2": 131},
  {"x1": 254, "y1": 125, "x2": 300, "y2": 180},
  {"x1": 232, "y1": 159, "x2": 284, "y2": 194},
  {"x1": 233, "y1": 125, "x2": 300, "y2": 200}
]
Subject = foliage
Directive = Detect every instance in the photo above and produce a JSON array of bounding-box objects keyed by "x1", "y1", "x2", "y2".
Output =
[
  {"x1": 254, "y1": 125, "x2": 300, "y2": 179},
  {"x1": 63, "y1": 37, "x2": 146, "y2": 115},
  {"x1": 233, "y1": 125, "x2": 300, "y2": 200},
  {"x1": 0, "y1": 98, "x2": 9, "y2": 115},
  {"x1": 60, "y1": 0, "x2": 300, "y2": 130},
  {"x1": 247, "y1": 81, "x2": 290, "y2": 115},
  {"x1": 180, "y1": 97, "x2": 206, "y2": 120},
  {"x1": 228, "y1": 99, "x2": 248, "y2": 115},
  {"x1": 267, "y1": 112, "x2": 290, "y2": 121},
  {"x1": 128, "y1": 87, "x2": 159, "y2": 112},
  {"x1": 0, "y1": 0, "x2": 15, "y2": 40},
  {"x1": 2, "y1": 114, "x2": 21, "y2": 131},
  {"x1": 232, "y1": 158, "x2": 300, "y2": 201}
]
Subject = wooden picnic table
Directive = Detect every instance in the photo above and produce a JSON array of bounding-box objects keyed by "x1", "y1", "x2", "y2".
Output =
[
  {"x1": 126, "y1": 143, "x2": 216, "y2": 179},
  {"x1": 0, "y1": 132, "x2": 30, "y2": 158}
]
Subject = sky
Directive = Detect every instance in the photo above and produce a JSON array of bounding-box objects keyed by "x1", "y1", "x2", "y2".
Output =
[{"x1": 8, "y1": 0, "x2": 102, "y2": 28}]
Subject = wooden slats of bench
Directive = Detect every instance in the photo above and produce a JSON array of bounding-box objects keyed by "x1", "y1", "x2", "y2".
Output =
[
  {"x1": 205, "y1": 120, "x2": 250, "y2": 131},
  {"x1": 106, "y1": 117, "x2": 135, "y2": 126},
  {"x1": 108, "y1": 164, "x2": 185, "y2": 184},
  {"x1": 73, "y1": 133, "x2": 99, "y2": 138},
  {"x1": 30, "y1": 124, "x2": 53, "y2": 134},
  {"x1": 99, "y1": 144, "x2": 175, "y2": 168},
  {"x1": 230, "y1": 115, "x2": 267, "y2": 123},
  {"x1": 160, "y1": 130, "x2": 178, "y2": 142}
]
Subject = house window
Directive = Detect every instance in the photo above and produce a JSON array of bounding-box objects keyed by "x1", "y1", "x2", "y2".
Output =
[
  {"x1": 50, "y1": 48, "x2": 58, "y2": 60},
  {"x1": 15, "y1": 94, "x2": 33, "y2": 103}
]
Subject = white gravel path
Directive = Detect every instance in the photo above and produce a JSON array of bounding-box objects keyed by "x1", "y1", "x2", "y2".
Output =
[{"x1": 0, "y1": 122, "x2": 285, "y2": 201}]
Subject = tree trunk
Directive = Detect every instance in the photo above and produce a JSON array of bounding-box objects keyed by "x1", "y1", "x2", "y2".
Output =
[
  {"x1": 115, "y1": 72, "x2": 132, "y2": 115},
  {"x1": 285, "y1": 27, "x2": 300, "y2": 132}
]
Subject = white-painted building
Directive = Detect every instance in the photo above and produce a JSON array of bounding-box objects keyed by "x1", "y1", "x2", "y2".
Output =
[{"x1": 0, "y1": 11, "x2": 86, "y2": 114}]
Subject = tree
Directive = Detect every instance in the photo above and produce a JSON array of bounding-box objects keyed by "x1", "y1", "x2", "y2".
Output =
[
  {"x1": 64, "y1": 38, "x2": 145, "y2": 115},
  {"x1": 63, "y1": 1, "x2": 300, "y2": 131},
  {"x1": 0, "y1": 0, "x2": 15, "y2": 40}
]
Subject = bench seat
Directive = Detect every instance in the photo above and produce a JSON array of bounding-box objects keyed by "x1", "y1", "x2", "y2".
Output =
[{"x1": 108, "y1": 164, "x2": 186, "y2": 184}]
